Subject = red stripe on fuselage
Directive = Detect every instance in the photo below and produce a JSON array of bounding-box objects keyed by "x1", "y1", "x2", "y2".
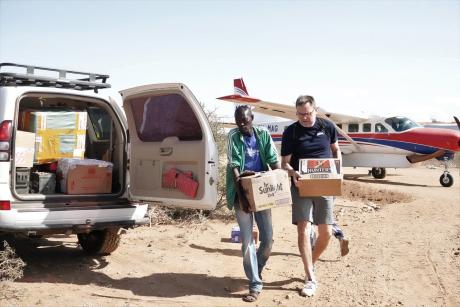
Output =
[
  {"x1": 345, "y1": 128, "x2": 460, "y2": 151},
  {"x1": 271, "y1": 127, "x2": 459, "y2": 152}
]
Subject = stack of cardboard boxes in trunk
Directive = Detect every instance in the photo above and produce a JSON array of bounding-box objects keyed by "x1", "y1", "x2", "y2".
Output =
[{"x1": 15, "y1": 110, "x2": 112, "y2": 195}]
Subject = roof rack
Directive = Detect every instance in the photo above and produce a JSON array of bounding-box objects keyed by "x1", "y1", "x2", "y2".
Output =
[{"x1": 0, "y1": 63, "x2": 111, "y2": 92}]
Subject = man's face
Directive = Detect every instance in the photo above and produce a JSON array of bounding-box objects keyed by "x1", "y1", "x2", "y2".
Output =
[
  {"x1": 296, "y1": 103, "x2": 317, "y2": 127},
  {"x1": 235, "y1": 108, "x2": 254, "y2": 136}
]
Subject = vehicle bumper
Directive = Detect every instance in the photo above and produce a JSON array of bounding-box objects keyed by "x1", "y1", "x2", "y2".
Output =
[{"x1": 0, "y1": 204, "x2": 149, "y2": 232}]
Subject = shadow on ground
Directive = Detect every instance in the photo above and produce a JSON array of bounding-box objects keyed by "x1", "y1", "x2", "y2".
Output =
[
  {"x1": 1, "y1": 235, "x2": 300, "y2": 298},
  {"x1": 190, "y1": 243, "x2": 299, "y2": 258},
  {"x1": 344, "y1": 174, "x2": 428, "y2": 187}
]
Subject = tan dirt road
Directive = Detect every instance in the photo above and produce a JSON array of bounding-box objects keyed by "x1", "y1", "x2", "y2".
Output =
[{"x1": 1, "y1": 166, "x2": 459, "y2": 306}]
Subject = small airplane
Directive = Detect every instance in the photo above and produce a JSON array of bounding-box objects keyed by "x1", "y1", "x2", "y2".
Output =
[{"x1": 218, "y1": 78, "x2": 460, "y2": 187}]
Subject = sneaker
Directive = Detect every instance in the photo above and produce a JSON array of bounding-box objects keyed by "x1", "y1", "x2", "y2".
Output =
[
  {"x1": 300, "y1": 280, "x2": 317, "y2": 297},
  {"x1": 340, "y1": 239, "x2": 349, "y2": 257}
]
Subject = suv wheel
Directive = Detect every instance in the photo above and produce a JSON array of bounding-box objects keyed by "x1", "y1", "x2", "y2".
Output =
[{"x1": 77, "y1": 228, "x2": 121, "y2": 255}]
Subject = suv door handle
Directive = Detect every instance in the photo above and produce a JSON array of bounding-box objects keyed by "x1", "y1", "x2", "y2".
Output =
[{"x1": 160, "y1": 147, "x2": 173, "y2": 156}]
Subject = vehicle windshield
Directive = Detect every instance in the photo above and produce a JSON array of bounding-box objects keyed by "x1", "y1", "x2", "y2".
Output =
[{"x1": 384, "y1": 116, "x2": 421, "y2": 132}]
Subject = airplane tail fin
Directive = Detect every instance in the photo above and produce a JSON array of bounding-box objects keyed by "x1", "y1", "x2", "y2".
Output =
[
  {"x1": 217, "y1": 78, "x2": 260, "y2": 103},
  {"x1": 234, "y1": 78, "x2": 249, "y2": 96}
]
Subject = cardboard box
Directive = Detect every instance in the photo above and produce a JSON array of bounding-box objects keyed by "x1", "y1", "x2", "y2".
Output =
[
  {"x1": 14, "y1": 130, "x2": 36, "y2": 167},
  {"x1": 57, "y1": 158, "x2": 113, "y2": 194},
  {"x1": 298, "y1": 159, "x2": 342, "y2": 197},
  {"x1": 240, "y1": 169, "x2": 292, "y2": 212},
  {"x1": 230, "y1": 225, "x2": 259, "y2": 243},
  {"x1": 19, "y1": 110, "x2": 87, "y2": 163},
  {"x1": 65, "y1": 165, "x2": 112, "y2": 194}
]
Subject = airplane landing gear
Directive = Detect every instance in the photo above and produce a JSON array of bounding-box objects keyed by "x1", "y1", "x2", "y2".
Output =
[
  {"x1": 439, "y1": 172, "x2": 453, "y2": 187},
  {"x1": 439, "y1": 157, "x2": 454, "y2": 187},
  {"x1": 371, "y1": 167, "x2": 386, "y2": 179}
]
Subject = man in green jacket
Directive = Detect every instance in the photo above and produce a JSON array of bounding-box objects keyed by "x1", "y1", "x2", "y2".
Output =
[{"x1": 226, "y1": 105, "x2": 280, "y2": 303}]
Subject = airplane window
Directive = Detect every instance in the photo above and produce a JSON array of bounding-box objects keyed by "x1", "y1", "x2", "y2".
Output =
[
  {"x1": 385, "y1": 116, "x2": 420, "y2": 132},
  {"x1": 363, "y1": 123, "x2": 371, "y2": 132},
  {"x1": 348, "y1": 123, "x2": 359, "y2": 132},
  {"x1": 128, "y1": 93, "x2": 203, "y2": 142},
  {"x1": 375, "y1": 123, "x2": 388, "y2": 133}
]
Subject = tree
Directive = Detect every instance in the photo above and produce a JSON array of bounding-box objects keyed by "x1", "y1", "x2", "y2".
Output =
[{"x1": 200, "y1": 103, "x2": 229, "y2": 209}]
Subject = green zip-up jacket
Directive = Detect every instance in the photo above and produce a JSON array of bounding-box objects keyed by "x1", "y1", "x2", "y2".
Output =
[{"x1": 226, "y1": 126, "x2": 279, "y2": 209}]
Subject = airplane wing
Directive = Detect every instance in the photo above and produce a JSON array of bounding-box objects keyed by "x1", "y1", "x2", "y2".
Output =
[
  {"x1": 217, "y1": 96, "x2": 367, "y2": 124},
  {"x1": 216, "y1": 95, "x2": 297, "y2": 119},
  {"x1": 217, "y1": 78, "x2": 297, "y2": 119},
  {"x1": 317, "y1": 107, "x2": 368, "y2": 124}
]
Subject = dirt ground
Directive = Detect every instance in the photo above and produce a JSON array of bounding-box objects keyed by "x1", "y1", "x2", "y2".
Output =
[{"x1": 1, "y1": 166, "x2": 459, "y2": 306}]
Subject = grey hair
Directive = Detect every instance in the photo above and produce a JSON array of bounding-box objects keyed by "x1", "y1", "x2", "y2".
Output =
[{"x1": 295, "y1": 95, "x2": 316, "y2": 108}]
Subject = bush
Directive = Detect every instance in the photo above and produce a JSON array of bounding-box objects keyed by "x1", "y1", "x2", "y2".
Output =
[
  {"x1": 201, "y1": 103, "x2": 229, "y2": 210},
  {"x1": 0, "y1": 241, "x2": 26, "y2": 281}
]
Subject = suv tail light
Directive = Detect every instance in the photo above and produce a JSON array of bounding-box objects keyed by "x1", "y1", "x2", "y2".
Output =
[
  {"x1": 0, "y1": 201, "x2": 11, "y2": 210},
  {"x1": 0, "y1": 120, "x2": 12, "y2": 161}
]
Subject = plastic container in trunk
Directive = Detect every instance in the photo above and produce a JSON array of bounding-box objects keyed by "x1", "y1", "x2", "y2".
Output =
[
  {"x1": 15, "y1": 167, "x2": 31, "y2": 194},
  {"x1": 30, "y1": 172, "x2": 56, "y2": 194}
]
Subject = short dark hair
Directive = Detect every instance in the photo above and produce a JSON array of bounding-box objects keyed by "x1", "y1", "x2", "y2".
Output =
[
  {"x1": 234, "y1": 105, "x2": 253, "y2": 119},
  {"x1": 295, "y1": 95, "x2": 316, "y2": 108}
]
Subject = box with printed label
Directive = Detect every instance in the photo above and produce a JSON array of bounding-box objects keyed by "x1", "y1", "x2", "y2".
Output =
[
  {"x1": 239, "y1": 169, "x2": 292, "y2": 212},
  {"x1": 297, "y1": 159, "x2": 342, "y2": 197},
  {"x1": 19, "y1": 110, "x2": 87, "y2": 164}
]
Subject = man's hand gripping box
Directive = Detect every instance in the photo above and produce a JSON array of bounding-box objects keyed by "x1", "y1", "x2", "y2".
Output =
[
  {"x1": 298, "y1": 159, "x2": 342, "y2": 197},
  {"x1": 240, "y1": 169, "x2": 292, "y2": 212}
]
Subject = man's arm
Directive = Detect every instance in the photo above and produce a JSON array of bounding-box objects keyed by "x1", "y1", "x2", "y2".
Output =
[
  {"x1": 330, "y1": 141, "x2": 341, "y2": 160},
  {"x1": 232, "y1": 166, "x2": 251, "y2": 213},
  {"x1": 282, "y1": 154, "x2": 300, "y2": 186},
  {"x1": 269, "y1": 161, "x2": 281, "y2": 170},
  {"x1": 330, "y1": 141, "x2": 342, "y2": 172}
]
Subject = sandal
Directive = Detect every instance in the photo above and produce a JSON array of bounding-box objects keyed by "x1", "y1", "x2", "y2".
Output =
[{"x1": 242, "y1": 291, "x2": 259, "y2": 302}]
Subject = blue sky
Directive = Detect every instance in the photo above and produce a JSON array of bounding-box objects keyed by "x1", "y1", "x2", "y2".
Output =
[{"x1": 1, "y1": 0, "x2": 459, "y2": 123}]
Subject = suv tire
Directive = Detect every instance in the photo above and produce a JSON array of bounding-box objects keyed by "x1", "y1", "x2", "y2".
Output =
[{"x1": 77, "y1": 228, "x2": 121, "y2": 255}]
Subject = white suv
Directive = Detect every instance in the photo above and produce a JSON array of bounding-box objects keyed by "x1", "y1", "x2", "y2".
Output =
[{"x1": 0, "y1": 63, "x2": 218, "y2": 254}]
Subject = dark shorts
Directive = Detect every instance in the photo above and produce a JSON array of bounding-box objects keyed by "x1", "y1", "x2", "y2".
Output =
[{"x1": 291, "y1": 185, "x2": 334, "y2": 225}]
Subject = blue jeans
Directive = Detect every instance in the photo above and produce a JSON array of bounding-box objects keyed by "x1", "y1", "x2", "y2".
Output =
[{"x1": 235, "y1": 203, "x2": 274, "y2": 292}]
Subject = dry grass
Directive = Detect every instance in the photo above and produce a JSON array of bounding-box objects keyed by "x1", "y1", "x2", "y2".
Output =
[
  {"x1": 147, "y1": 203, "x2": 234, "y2": 226},
  {"x1": 342, "y1": 181, "x2": 413, "y2": 204},
  {"x1": 0, "y1": 240, "x2": 26, "y2": 282}
]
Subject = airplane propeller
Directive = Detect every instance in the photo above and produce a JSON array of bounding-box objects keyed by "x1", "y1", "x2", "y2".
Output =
[{"x1": 454, "y1": 116, "x2": 460, "y2": 131}]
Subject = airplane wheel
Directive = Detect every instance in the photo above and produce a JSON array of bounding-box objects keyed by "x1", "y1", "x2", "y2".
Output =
[
  {"x1": 439, "y1": 173, "x2": 454, "y2": 187},
  {"x1": 371, "y1": 167, "x2": 386, "y2": 179}
]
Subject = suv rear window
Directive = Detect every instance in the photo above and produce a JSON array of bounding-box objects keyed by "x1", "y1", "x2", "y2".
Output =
[
  {"x1": 129, "y1": 93, "x2": 203, "y2": 142},
  {"x1": 87, "y1": 107, "x2": 112, "y2": 140}
]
